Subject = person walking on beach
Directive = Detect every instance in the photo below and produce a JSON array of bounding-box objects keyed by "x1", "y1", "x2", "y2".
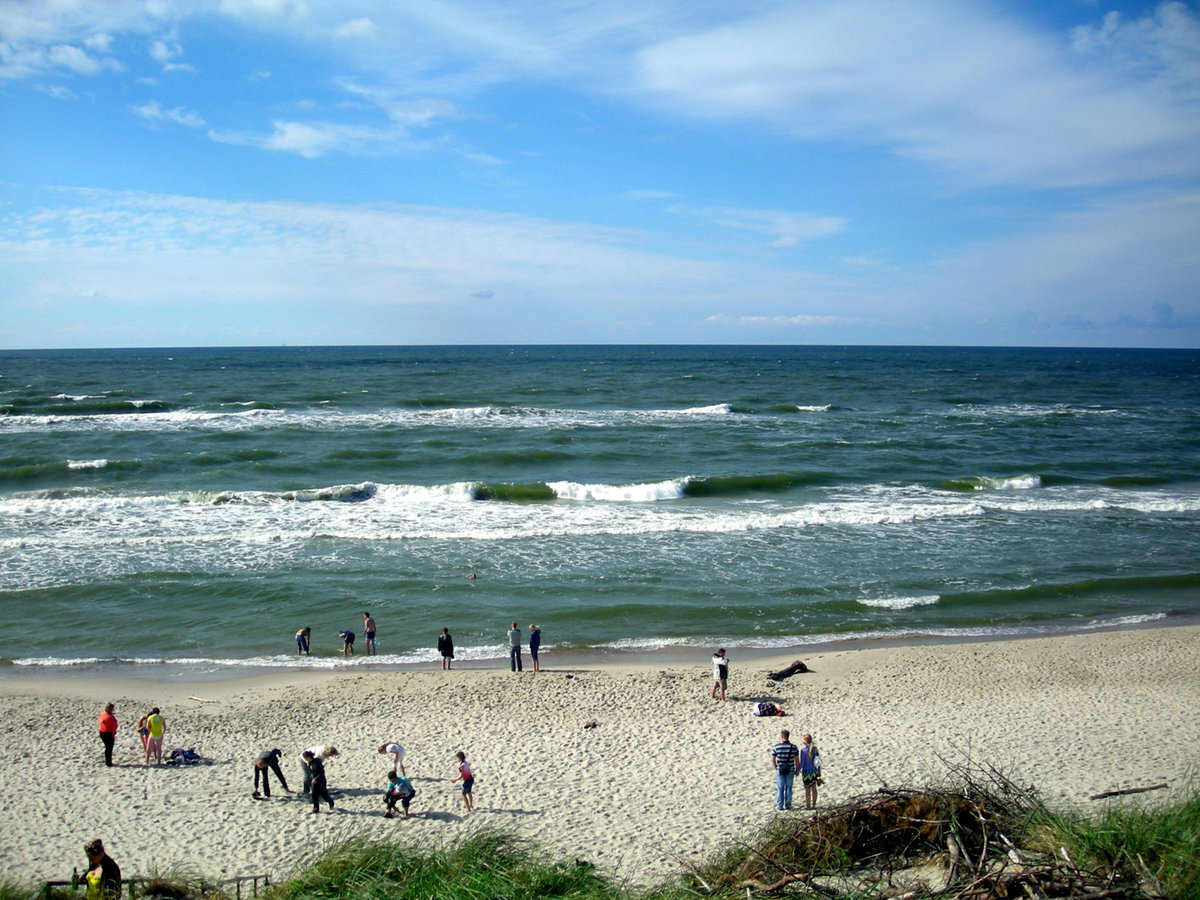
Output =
[
  {"x1": 528, "y1": 623, "x2": 541, "y2": 672},
  {"x1": 711, "y1": 649, "x2": 729, "y2": 701},
  {"x1": 507, "y1": 622, "x2": 522, "y2": 672},
  {"x1": 252, "y1": 748, "x2": 292, "y2": 798},
  {"x1": 438, "y1": 627, "x2": 454, "y2": 669},
  {"x1": 144, "y1": 707, "x2": 165, "y2": 765},
  {"x1": 97, "y1": 703, "x2": 118, "y2": 768},
  {"x1": 771, "y1": 729, "x2": 800, "y2": 811},
  {"x1": 378, "y1": 742, "x2": 406, "y2": 775},
  {"x1": 451, "y1": 750, "x2": 475, "y2": 811},
  {"x1": 799, "y1": 733, "x2": 822, "y2": 809},
  {"x1": 136, "y1": 712, "x2": 150, "y2": 752},
  {"x1": 82, "y1": 838, "x2": 121, "y2": 900},
  {"x1": 300, "y1": 745, "x2": 339, "y2": 793},
  {"x1": 339, "y1": 630, "x2": 355, "y2": 655},
  {"x1": 295, "y1": 627, "x2": 311, "y2": 655},
  {"x1": 303, "y1": 751, "x2": 334, "y2": 813},
  {"x1": 363, "y1": 612, "x2": 377, "y2": 655}
]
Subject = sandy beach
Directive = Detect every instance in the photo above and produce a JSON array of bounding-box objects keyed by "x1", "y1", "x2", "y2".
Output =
[{"x1": 2, "y1": 624, "x2": 1198, "y2": 887}]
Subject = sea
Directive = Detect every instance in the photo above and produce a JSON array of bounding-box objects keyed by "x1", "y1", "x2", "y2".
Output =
[{"x1": 2, "y1": 345, "x2": 1198, "y2": 681}]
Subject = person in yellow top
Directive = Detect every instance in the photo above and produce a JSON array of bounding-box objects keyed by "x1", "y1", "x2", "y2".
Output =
[
  {"x1": 83, "y1": 839, "x2": 121, "y2": 900},
  {"x1": 144, "y1": 707, "x2": 166, "y2": 765}
]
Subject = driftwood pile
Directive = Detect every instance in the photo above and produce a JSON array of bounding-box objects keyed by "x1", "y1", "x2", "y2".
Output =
[{"x1": 688, "y1": 766, "x2": 1167, "y2": 898}]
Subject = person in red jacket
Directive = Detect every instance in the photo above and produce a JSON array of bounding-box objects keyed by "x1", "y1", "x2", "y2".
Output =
[{"x1": 97, "y1": 703, "x2": 118, "y2": 767}]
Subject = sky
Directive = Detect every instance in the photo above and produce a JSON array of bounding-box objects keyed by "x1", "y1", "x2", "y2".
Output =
[{"x1": 1, "y1": 0, "x2": 1198, "y2": 349}]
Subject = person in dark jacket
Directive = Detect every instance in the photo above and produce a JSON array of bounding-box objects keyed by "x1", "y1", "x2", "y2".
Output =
[{"x1": 252, "y1": 748, "x2": 292, "y2": 798}]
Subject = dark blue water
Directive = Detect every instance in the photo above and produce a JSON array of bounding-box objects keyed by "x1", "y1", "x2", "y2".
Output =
[{"x1": 2, "y1": 345, "x2": 1198, "y2": 676}]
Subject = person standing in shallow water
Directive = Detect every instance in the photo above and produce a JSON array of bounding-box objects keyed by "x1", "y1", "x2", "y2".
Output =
[
  {"x1": 295, "y1": 627, "x2": 311, "y2": 655},
  {"x1": 363, "y1": 611, "x2": 376, "y2": 655},
  {"x1": 438, "y1": 627, "x2": 454, "y2": 669}
]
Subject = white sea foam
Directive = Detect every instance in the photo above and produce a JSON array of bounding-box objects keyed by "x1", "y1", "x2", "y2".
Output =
[
  {"x1": 988, "y1": 474, "x2": 1041, "y2": 490},
  {"x1": 66, "y1": 459, "x2": 108, "y2": 470},
  {"x1": 857, "y1": 595, "x2": 940, "y2": 610},
  {"x1": 0, "y1": 403, "x2": 747, "y2": 435},
  {"x1": 547, "y1": 479, "x2": 686, "y2": 502}
]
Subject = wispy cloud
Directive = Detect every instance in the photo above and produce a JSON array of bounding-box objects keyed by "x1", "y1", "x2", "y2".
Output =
[
  {"x1": 132, "y1": 100, "x2": 206, "y2": 128},
  {"x1": 634, "y1": 0, "x2": 1200, "y2": 187},
  {"x1": 672, "y1": 204, "x2": 846, "y2": 248}
]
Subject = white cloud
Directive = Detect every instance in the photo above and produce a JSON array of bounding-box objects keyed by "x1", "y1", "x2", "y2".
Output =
[
  {"x1": 333, "y1": 17, "x2": 379, "y2": 41},
  {"x1": 634, "y1": 0, "x2": 1200, "y2": 187},
  {"x1": 3, "y1": 186, "x2": 1199, "y2": 347},
  {"x1": 209, "y1": 118, "x2": 424, "y2": 158},
  {"x1": 133, "y1": 100, "x2": 206, "y2": 128},
  {"x1": 149, "y1": 39, "x2": 178, "y2": 63},
  {"x1": 672, "y1": 205, "x2": 846, "y2": 248},
  {"x1": 707, "y1": 313, "x2": 858, "y2": 327}
]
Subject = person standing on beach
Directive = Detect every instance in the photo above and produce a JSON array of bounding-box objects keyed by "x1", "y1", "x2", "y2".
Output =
[
  {"x1": 136, "y1": 712, "x2": 150, "y2": 752},
  {"x1": 378, "y1": 742, "x2": 406, "y2": 775},
  {"x1": 507, "y1": 622, "x2": 522, "y2": 672},
  {"x1": 144, "y1": 707, "x2": 165, "y2": 765},
  {"x1": 799, "y1": 733, "x2": 822, "y2": 809},
  {"x1": 300, "y1": 745, "x2": 339, "y2": 793},
  {"x1": 528, "y1": 623, "x2": 541, "y2": 672},
  {"x1": 252, "y1": 748, "x2": 292, "y2": 798},
  {"x1": 451, "y1": 750, "x2": 475, "y2": 811},
  {"x1": 771, "y1": 729, "x2": 800, "y2": 811},
  {"x1": 363, "y1": 612, "x2": 377, "y2": 655},
  {"x1": 438, "y1": 627, "x2": 454, "y2": 669},
  {"x1": 97, "y1": 703, "x2": 118, "y2": 768},
  {"x1": 82, "y1": 839, "x2": 121, "y2": 900},
  {"x1": 711, "y1": 649, "x2": 729, "y2": 701},
  {"x1": 303, "y1": 751, "x2": 334, "y2": 813},
  {"x1": 295, "y1": 627, "x2": 311, "y2": 655}
]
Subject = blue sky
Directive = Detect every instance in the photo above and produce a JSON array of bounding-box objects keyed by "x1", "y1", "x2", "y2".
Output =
[{"x1": 1, "y1": 0, "x2": 1198, "y2": 348}]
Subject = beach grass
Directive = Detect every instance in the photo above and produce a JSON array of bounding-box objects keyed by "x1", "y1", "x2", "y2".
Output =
[
  {"x1": 271, "y1": 830, "x2": 621, "y2": 900},
  {"x1": 8, "y1": 777, "x2": 1199, "y2": 900},
  {"x1": 1030, "y1": 779, "x2": 1200, "y2": 899}
]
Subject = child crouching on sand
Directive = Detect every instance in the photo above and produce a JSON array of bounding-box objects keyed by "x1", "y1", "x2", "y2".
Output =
[{"x1": 383, "y1": 770, "x2": 415, "y2": 818}]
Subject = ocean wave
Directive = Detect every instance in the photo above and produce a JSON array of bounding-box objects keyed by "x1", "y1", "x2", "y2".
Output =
[
  {"x1": 67, "y1": 459, "x2": 109, "y2": 470},
  {"x1": 857, "y1": 595, "x2": 940, "y2": 610},
  {"x1": 940, "y1": 474, "x2": 1042, "y2": 492},
  {"x1": 0, "y1": 401, "x2": 752, "y2": 435},
  {"x1": 951, "y1": 403, "x2": 1130, "y2": 421}
]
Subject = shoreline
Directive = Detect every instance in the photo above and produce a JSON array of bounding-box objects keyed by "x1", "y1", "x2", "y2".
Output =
[
  {"x1": 2, "y1": 622, "x2": 1198, "y2": 886},
  {"x1": 3, "y1": 611, "x2": 1194, "y2": 689}
]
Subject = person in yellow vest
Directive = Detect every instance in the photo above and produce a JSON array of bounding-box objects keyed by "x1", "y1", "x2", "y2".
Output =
[
  {"x1": 144, "y1": 707, "x2": 166, "y2": 765},
  {"x1": 82, "y1": 838, "x2": 121, "y2": 900}
]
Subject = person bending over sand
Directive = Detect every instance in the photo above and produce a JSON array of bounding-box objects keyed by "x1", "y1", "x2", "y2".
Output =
[
  {"x1": 252, "y1": 748, "x2": 292, "y2": 798},
  {"x1": 378, "y1": 742, "x2": 405, "y2": 775}
]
